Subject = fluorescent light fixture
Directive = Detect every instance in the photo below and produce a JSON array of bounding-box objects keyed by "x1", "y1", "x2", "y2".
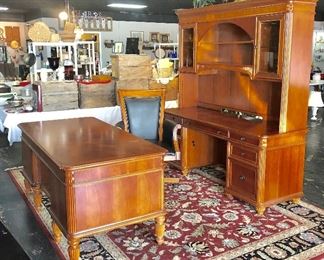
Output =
[
  {"x1": 107, "y1": 3, "x2": 147, "y2": 9},
  {"x1": 0, "y1": 6, "x2": 9, "y2": 11}
]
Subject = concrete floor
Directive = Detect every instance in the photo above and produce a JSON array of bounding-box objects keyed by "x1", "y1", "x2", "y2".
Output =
[{"x1": 0, "y1": 110, "x2": 323, "y2": 259}]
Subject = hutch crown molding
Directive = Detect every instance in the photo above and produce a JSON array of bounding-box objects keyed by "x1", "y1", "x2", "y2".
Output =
[{"x1": 166, "y1": 0, "x2": 317, "y2": 214}]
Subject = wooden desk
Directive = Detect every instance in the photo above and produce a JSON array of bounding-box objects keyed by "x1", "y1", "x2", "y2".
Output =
[
  {"x1": 166, "y1": 107, "x2": 306, "y2": 214},
  {"x1": 19, "y1": 117, "x2": 167, "y2": 260}
]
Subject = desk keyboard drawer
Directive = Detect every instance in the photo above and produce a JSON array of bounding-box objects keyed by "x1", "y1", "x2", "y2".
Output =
[
  {"x1": 230, "y1": 132, "x2": 259, "y2": 146},
  {"x1": 165, "y1": 114, "x2": 183, "y2": 124},
  {"x1": 183, "y1": 120, "x2": 228, "y2": 139},
  {"x1": 229, "y1": 160, "x2": 256, "y2": 200},
  {"x1": 231, "y1": 144, "x2": 258, "y2": 164}
]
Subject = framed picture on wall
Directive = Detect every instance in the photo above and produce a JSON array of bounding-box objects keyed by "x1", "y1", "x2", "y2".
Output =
[
  {"x1": 112, "y1": 42, "x2": 124, "y2": 53},
  {"x1": 130, "y1": 31, "x2": 144, "y2": 42},
  {"x1": 160, "y1": 33, "x2": 170, "y2": 43},
  {"x1": 149, "y1": 32, "x2": 160, "y2": 43}
]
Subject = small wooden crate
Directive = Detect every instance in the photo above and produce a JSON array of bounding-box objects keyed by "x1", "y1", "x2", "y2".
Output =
[
  {"x1": 111, "y1": 54, "x2": 151, "y2": 80},
  {"x1": 41, "y1": 81, "x2": 78, "y2": 111},
  {"x1": 79, "y1": 81, "x2": 116, "y2": 108},
  {"x1": 115, "y1": 79, "x2": 149, "y2": 90},
  {"x1": 149, "y1": 77, "x2": 179, "y2": 101},
  {"x1": 115, "y1": 79, "x2": 149, "y2": 105}
]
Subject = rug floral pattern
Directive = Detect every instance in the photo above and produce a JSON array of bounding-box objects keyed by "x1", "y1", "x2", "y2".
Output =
[{"x1": 9, "y1": 166, "x2": 324, "y2": 260}]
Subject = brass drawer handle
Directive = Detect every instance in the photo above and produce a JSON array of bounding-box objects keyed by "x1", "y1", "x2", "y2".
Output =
[
  {"x1": 239, "y1": 175, "x2": 246, "y2": 181},
  {"x1": 240, "y1": 137, "x2": 246, "y2": 141},
  {"x1": 240, "y1": 152, "x2": 246, "y2": 156}
]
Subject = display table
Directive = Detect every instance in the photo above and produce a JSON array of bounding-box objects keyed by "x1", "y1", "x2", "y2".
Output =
[{"x1": 0, "y1": 106, "x2": 121, "y2": 145}]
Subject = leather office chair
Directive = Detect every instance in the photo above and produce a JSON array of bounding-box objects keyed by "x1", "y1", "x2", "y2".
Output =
[{"x1": 118, "y1": 88, "x2": 181, "y2": 183}]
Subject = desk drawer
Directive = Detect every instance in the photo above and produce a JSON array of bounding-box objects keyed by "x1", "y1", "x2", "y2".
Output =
[
  {"x1": 230, "y1": 132, "x2": 259, "y2": 146},
  {"x1": 228, "y1": 159, "x2": 256, "y2": 200},
  {"x1": 231, "y1": 144, "x2": 258, "y2": 164},
  {"x1": 182, "y1": 119, "x2": 228, "y2": 139}
]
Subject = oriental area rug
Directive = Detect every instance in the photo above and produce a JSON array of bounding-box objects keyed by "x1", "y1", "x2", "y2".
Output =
[{"x1": 8, "y1": 166, "x2": 324, "y2": 260}]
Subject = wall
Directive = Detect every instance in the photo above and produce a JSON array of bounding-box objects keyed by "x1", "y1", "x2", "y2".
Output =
[{"x1": 97, "y1": 20, "x2": 178, "y2": 69}]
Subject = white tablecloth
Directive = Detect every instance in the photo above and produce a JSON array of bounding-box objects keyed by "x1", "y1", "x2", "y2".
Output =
[{"x1": 0, "y1": 106, "x2": 121, "y2": 145}]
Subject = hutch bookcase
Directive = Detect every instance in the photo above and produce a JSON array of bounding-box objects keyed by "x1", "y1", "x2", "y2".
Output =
[{"x1": 166, "y1": 0, "x2": 317, "y2": 214}]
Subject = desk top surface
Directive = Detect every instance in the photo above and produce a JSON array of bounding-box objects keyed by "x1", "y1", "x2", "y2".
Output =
[
  {"x1": 19, "y1": 117, "x2": 166, "y2": 170},
  {"x1": 166, "y1": 107, "x2": 281, "y2": 137}
]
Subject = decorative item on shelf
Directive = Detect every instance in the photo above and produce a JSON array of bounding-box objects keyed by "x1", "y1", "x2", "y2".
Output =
[
  {"x1": 47, "y1": 57, "x2": 60, "y2": 80},
  {"x1": 59, "y1": 21, "x2": 76, "y2": 42},
  {"x1": 193, "y1": 0, "x2": 236, "y2": 8},
  {"x1": 0, "y1": 27, "x2": 5, "y2": 44},
  {"x1": 74, "y1": 10, "x2": 112, "y2": 32},
  {"x1": 112, "y1": 42, "x2": 123, "y2": 54},
  {"x1": 159, "y1": 33, "x2": 170, "y2": 43},
  {"x1": 130, "y1": 31, "x2": 144, "y2": 43},
  {"x1": 150, "y1": 32, "x2": 160, "y2": 43},
  {"x1": 104, "y1": 40, "x2": 114, "y2": 48},
  {"x1": 27, "y1": 21, "x2": 52, "y2": 42}
]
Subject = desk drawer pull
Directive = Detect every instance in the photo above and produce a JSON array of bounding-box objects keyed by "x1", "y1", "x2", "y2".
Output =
[
  {"x1": 240, "y1": 152, "x2": 245, "y2": 156},
  {"x1": 240, "y1": 137, "x2": 246, "y2": 141},
  {"x1": 239, "y1": 175, "x2": 246, "y2": 181}
]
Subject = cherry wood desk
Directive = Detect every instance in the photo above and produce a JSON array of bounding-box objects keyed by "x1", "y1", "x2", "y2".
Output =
[
  {"x1": 166, "y1": 107, "x2": 306, "y2": 214},
  {"x1": 19, "y1": 117, "x2": 167, "y2": 260}
]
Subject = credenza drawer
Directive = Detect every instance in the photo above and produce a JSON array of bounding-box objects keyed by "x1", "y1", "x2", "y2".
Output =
[
  {"x1": 230, "y1": 132, "x2": 259, "y2": 146},
  {"x1": 231, "y1": 144, "x2": 258, "y2": 164},
  {"x1": 229, "y1": 160, "x2": 257, "y2": 200}
]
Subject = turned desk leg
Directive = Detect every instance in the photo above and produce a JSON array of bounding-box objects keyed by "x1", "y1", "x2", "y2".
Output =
[
  {"x1": 33, "y1": 185, "x2": 42, "y2": 210},
  {"x1": 52, "y1": 221, "x2": 62, "y2": 243},
  {"x1": 155, "y1": 215, "x2": 165, "y2": 245},
  {"x1": 256, "y1": 205, "x2": 265, "y2": 215},
  {"x1": 68, "y1": 237, "x2": 80, "y2": 260},
  {"x1": 182, "y1": 168, "x2": 189, "y2": 176},
  {"x1": 292, "y1": 198, "x2": 301, "y2": 204}
]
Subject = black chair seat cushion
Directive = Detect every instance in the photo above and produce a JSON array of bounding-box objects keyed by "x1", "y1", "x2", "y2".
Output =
[{"x1": 125, "y1": 97, "x2": 161, "y2": 141}]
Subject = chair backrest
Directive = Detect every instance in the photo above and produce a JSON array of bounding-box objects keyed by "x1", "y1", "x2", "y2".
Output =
[{"x1": 118, "y1": 89, "x2": 166, "y2": 143}]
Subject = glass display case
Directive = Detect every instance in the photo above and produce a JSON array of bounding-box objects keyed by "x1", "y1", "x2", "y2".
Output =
[{"x1": 254, "y1": 15, "x2": 283, "y2": 79}]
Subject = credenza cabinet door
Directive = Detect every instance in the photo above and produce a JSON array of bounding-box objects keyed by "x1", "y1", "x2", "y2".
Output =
[
  {"x1": 180, "y1": 24, "x2": 196, "y2": 73},
  {"x1": 254, "y1": 15, "x2": 284, "y2": 80}
]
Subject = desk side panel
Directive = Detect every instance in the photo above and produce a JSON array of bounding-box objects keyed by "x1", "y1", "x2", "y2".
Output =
[
  {"x1": 72, "y1": 157, "x2": 164, "y2": 233},
  {"x1": 262, "y1": 132, "x2": 306, "y2": 204}
]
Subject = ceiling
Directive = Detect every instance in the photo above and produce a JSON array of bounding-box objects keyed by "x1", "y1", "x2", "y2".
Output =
[{"x1": 0, "y1": 0, "x2": 323, "y2": 24}]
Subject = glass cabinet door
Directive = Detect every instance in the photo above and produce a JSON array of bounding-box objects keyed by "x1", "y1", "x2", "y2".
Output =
[
  {"x1": 255, "y1": 15, "x2": 283, "y2": 79},
  {"x1": 181, "y1": 25, "x2": 195, "y2": 72}
]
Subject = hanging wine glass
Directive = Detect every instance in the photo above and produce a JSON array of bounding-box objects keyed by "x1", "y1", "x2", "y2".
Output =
[{"x1": 47, "y1": 57, "x2": 60, "y2": 80}]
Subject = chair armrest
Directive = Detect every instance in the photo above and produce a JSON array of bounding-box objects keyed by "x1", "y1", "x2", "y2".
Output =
[
  {"x1": 115, "y1": 121, "x2": 125, "y2": 130},
  {"x1": 172, "y1": 123, "x2": 181, "y2": 160}
]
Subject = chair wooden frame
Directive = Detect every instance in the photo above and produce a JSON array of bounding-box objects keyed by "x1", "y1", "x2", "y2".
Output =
[
  {"x1": 118, "y1": 88, "x2": 181, "y2": 161},
  {"x1": 118, "y1": 88, "x2": 166, "y2": 144}
]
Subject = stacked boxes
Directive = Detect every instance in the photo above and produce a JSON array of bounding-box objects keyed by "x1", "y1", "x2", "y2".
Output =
[
  {"x1": 40, "y1": 81, "x2": 78, "y2": 111},
  {"x1": 111, "y1": 54, "x2": 152, "y2": 91},
  {"x1": 79, "y1": 81, "x2": 116, "y2": 108}
]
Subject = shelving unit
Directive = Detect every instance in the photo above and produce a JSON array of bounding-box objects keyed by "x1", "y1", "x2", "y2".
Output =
[
  {"x1": 153, "y1": 42, "x2": 179, "y2": 82},
  {"x1": 153, "y1": 42, "x2": 178, "y2": 60},
  {"x1": 28, "y1": 41, "x2": 96, "y2": 82}
]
